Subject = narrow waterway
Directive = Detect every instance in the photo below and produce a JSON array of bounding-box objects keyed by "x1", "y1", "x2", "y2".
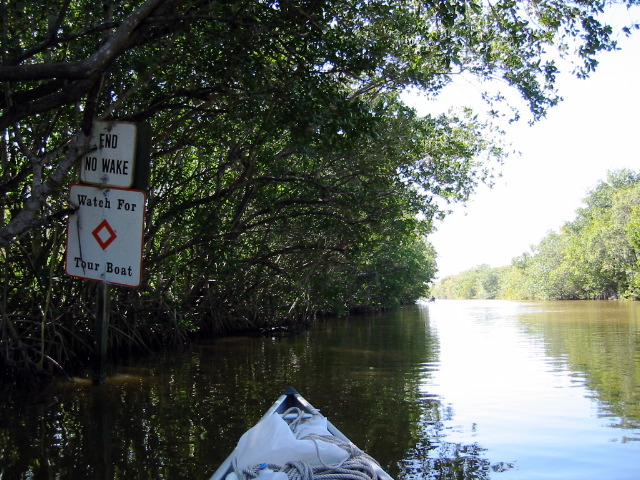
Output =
[{"x1": 1, "y1": 300, "x2": 639, "y2": 479}]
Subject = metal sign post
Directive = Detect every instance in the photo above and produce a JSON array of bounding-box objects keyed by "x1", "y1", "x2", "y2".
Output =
[
  {"x1": 66, "y1": 120, "x2": 151, "y2": 385},
  {"x1": 94, "y1": 282, "x2": 110, "y2": 385}
]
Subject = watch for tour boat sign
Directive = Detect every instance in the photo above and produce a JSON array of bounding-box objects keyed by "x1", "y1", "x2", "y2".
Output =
[
  {"x1": 66, "y1": 184, "x2": 145, "y2": 287},
  {"x1": 65, "y1": 121, "x2": 150, "y2": 287}
]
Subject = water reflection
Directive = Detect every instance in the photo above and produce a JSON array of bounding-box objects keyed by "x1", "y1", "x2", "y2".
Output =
[
  {"x1": 421, "y1": 299, "x2": 640, "y2": 480},
  {"x1": 1, "y1": 301, "x2": 640, "y2": 479},
  {"x1": 515, "y1": 301, "x2": 640, "y2": 433}
]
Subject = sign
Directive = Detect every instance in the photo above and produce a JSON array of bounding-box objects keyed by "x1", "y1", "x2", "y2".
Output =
[
  {"x1": 66, "y1": 184, "x2": 145, "y2": 287},
  {"x1": 81, "y1": 121, "x2": 137, "y2": 188}
]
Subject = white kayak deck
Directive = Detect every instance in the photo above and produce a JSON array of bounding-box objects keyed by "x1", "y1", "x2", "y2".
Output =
[{"x1": 209, "y1": 388, "x2": 394, "y2": 480}]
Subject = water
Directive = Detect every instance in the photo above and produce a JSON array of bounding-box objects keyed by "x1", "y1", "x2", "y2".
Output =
[
  {"x1": 1, "y1": 300, "x2": 639, "y2": 479},
  {"x1": 421, "y1": 300, "x2": 640, "y2": 479}
]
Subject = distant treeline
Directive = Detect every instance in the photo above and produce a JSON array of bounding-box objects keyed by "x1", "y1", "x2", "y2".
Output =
[{"x1": 431, "y1": 169, "x2": 640, "y2": 300}]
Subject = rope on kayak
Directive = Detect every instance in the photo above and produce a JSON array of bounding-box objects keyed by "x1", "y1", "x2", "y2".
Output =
[
  {"x1": 236, "y1": 408, "x2": 381, "y2": 480},
  {"x1": 284, "y1": 407, "x2": 308, "y2": 434}
]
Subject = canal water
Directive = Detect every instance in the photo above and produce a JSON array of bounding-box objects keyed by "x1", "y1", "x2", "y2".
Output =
[{"x1": 1, "y1": 300, "x2": 639, "y2": 479}]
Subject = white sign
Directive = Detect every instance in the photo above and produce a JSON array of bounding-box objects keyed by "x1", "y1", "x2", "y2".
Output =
[
  {"x1": 81, "y1": 121, "x2": 137, "y2": 188},
  {"x1": 66, "y1": 184, "x2": 145, "y2": 287}
]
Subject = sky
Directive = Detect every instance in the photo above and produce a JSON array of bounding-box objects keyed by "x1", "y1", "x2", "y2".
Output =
[{"x1": 406, "y1": 19, "x2": 640, "y2": 280}]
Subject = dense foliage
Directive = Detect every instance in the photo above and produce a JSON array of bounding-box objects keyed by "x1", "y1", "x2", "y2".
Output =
[
  {"x1": 432, "y1": 169, "x2": 640, "y2": 300},
  {"x1": 1, "y1": 0, "x2": 638, "y2": 379}
]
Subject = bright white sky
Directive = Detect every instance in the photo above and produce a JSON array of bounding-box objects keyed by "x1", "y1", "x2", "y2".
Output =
[{"x1": 406, "y1": 19, "x2": 640, "y2": 280}]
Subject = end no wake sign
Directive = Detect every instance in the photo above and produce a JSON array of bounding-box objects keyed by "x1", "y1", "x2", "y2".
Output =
[
  {"x1": 66, "y1": 184, "x2": 145, "y2": 287},
  {"x1": 81, "y1": 121, "x2": 137, "y2": 188}
]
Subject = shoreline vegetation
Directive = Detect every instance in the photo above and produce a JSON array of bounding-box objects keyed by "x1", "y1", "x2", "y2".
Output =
[
  {"x1": 432, "y1": 170, "x2": 640, "y2": 301},
  {"x1": 2, "y1": 1, "x2": 638, "y2": 384}
]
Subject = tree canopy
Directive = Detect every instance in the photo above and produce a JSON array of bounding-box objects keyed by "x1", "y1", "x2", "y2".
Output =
[{"x1": 1, "y1": 0, "x2": 638, "y2": 378}]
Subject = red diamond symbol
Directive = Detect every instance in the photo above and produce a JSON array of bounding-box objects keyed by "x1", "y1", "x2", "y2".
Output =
[{"x1": 92, "y1": 219, "x2": 117, "y2": 250}]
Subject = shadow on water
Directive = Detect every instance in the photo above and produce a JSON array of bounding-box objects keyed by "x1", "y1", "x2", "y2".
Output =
[{"x1": 0, "y1": 305, "x2": 505, "y2": 480}]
